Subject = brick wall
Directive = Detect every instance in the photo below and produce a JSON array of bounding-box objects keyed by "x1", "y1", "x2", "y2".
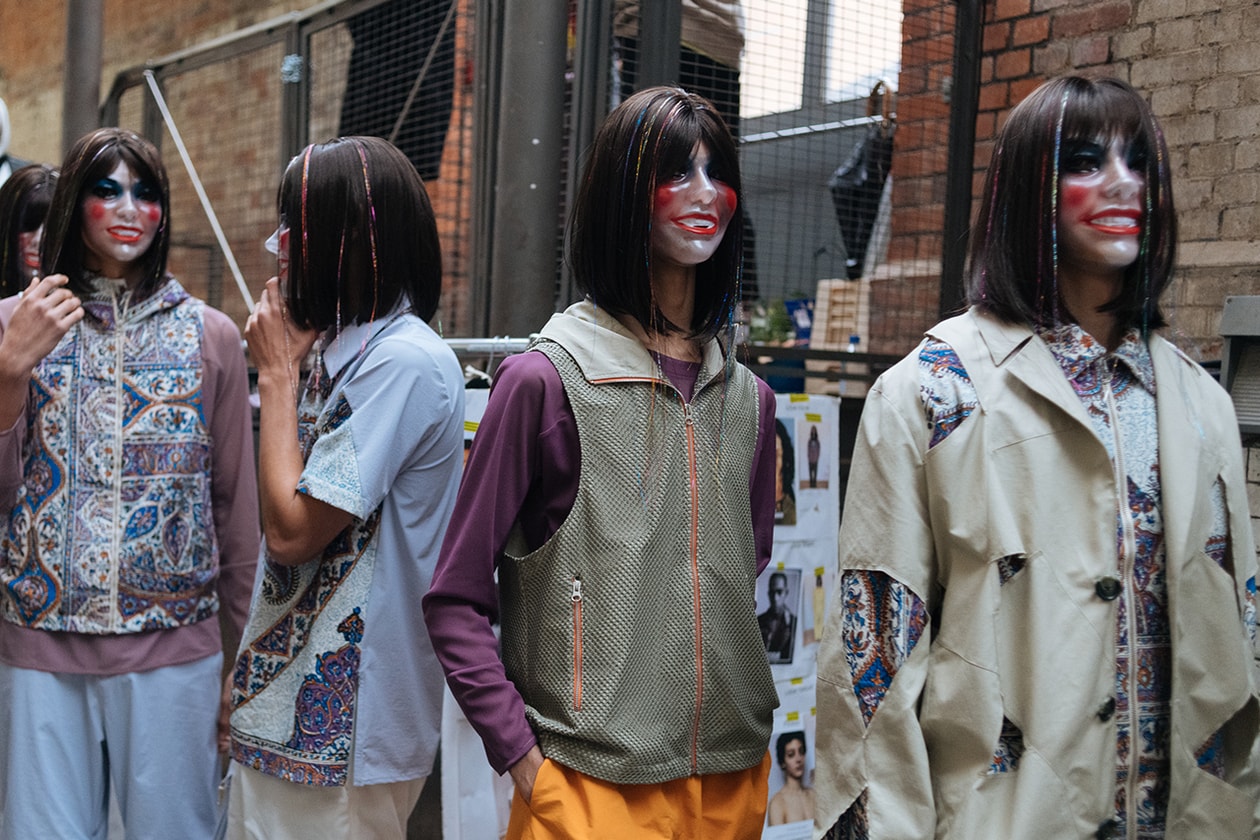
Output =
[
  {"x1": 0, "y1": 0, "x2": 476, "y2": 338},
  {"x1": 866, "y1": 0, "x2": 957, "y2": 355},
  {"x1": 0, "y1": 2, "x2": 301, "y2": 165},
  {"x1": 976, "y1": 0, "x2": 1260, "y2": 358}
]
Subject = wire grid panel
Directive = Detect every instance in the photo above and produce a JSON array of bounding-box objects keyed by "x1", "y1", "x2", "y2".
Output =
[
  {"x1": 610, "y1": 0, "x2": 955, "y2": 358},
  {"x1": 308, "y1": 0, "x2": 474, "y2": 335},
  {"x1": 111, "y1": 43, "x2": 288, "y2": 330},
  {"x1": 105, "y1": 0, "x2": 475, "y2": 338}
]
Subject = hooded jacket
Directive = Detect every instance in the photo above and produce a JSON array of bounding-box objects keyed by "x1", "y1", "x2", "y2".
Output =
[{"x1": 497, "y1": 300, "x2": 778, "y2": 784}]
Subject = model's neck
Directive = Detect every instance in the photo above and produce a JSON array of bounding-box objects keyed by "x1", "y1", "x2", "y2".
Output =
[
  {"x1": 1059, "y1": 270, "x2": 1123, "y2": 351},
  {"x1": 651, "y1": 266, "x2": 696, "y2": 332},
  {"x1": 615, "y1": 267, "x2": 703, "y2": 362}
]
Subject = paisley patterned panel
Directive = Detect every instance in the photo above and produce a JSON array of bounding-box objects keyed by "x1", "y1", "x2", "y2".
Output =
[{"x1": 0, "y1": 278, "x2": 219, "y2": 634}]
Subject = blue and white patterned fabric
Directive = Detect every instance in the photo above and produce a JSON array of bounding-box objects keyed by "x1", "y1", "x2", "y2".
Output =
[
  {"x1": 0, "y1": 275, "x2": 220, "y2": 634},
  {"x1": 231, "y1": 304, "x2": 464, "y2": 788}
]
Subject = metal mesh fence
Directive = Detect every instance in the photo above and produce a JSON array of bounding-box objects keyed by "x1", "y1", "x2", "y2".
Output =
[
  {"x1": 104, "y1": 0, "x2": 474, "y2": 335},
  {"x1": 103, "y1": 0, "x2": 959, "y2": 361}
]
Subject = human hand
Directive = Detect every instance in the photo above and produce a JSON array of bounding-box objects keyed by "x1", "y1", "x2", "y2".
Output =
[
  {"x1": 244, "y1": 277, "x2": 317, "y2": 395},
  {"x1": 508, "y1": 746, "x2": 545, "y2": 804},
  {"x1": 217, "y1": 672, "x2": 234, "y2": 754},
  {"x1": 0, "y1": 275, "x2": 83, "y2": 379}
]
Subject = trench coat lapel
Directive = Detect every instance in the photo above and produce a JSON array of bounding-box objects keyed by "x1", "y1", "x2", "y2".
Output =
[{"x1": 968, "y1": 310, "x2": 1102, "y2": 438}]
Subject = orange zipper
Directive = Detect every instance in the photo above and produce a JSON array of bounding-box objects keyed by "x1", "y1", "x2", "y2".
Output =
[
  {"x1": 684, "y1": 400, "x2": 703, "y2": 773},
  {"x1": 571, "y1": 577, "x2": 583, "y2": 711}
]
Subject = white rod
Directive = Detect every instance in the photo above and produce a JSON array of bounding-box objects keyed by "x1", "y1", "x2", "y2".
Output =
[
  {"x1": 444, "y1": 337, "x2": 533, "y2": 355},
  {"x1": 143, "y1": 70, "x2": 255, "y2": 313}
]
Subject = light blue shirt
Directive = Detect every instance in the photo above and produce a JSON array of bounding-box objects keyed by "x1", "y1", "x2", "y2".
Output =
[{"x1": 232, "y1": 303, "x2": 464, "y2": 786}]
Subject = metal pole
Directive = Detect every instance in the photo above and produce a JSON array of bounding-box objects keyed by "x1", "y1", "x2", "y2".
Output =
[
  {"x1": 63, "y1": 0, "x2": 103, "y2": 155},
  {"x1": 637, "y1": 0, "x2": 681, "y2": 87},
  {"x1": 939, "y1": 0, "x2": 983, "y2": 318},
  {"x1": 803, "y1": 0, "x2": 832, "y2": 106},
  {"x1": 485, "y1": 0, "x2": 569, "y2": 337},
  {"x1": 144, "y1": 71, "x2": 255, "y2": 314},
  {"x1": 560, "y1": 0, "x2": 613, "y2": 306}
]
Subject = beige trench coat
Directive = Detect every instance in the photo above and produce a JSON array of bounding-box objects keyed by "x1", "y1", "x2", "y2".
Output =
[{"x1": 815, "y1": 308, "x2": 1260, "y2": 839}]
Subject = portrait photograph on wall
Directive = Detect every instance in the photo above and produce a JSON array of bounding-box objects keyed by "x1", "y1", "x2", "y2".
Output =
[
  {"x1": 757, "y1": 567, "x2": 801, "y2": 665},
  {"x1": 762, "y1": 679, "x2": 817, "y2": 839}
]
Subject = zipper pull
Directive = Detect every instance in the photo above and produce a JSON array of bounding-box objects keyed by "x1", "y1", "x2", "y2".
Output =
[
  {"x1": 682, "y1": 401, "x2": 694, "y2": 427},
  {"x1": 571, "y1": 578, "x2": 583, "y2": 602}
]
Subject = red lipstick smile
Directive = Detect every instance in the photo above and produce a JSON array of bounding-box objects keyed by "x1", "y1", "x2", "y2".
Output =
[
  {"x1": 1084, "y1": 208, "x2": 1141, "y2": 235},
  {"x1": 108, "y1": 226, "x2": 144, "y2": 243},
  {"x1": 672, "y1": 213, "x2": 718, "y2": 235}
]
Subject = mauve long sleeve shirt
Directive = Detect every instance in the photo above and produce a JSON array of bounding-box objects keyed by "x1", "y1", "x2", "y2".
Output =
[{"x1": 423, "y1": 350, "x2": 778, "y2": 775}]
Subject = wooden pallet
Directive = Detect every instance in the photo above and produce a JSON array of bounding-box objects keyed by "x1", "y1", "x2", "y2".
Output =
[{"x1": 806, "y1": 278, "x2": 870, "y2": 397}]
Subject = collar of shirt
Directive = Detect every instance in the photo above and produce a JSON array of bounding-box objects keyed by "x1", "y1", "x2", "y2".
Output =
[
  {"x1": 319, "y1": 299, "x2": 411, "y2": 380},
  {"x1": 1036, "y1": 322, "x2": 1157, "y2": 396}
]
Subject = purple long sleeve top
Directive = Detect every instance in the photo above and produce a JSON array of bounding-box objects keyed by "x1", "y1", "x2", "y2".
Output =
[{"x1": 423, "y1": 350, "x2": 778, "y2": 776}]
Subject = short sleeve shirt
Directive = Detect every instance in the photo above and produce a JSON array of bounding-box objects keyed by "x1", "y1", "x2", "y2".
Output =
[{"x1": 231, "y1": 305, "x2": 465, "y2": 787}]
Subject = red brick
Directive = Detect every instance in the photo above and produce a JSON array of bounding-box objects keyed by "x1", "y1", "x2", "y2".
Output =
[
  {"x1": 914, "y1": 95, "x2": 951, "y2": 120},
  {"x1": 971, "y1": 138, "x2": 994, "y2": 172},
  {"x1": 993, "y1": 0, "x2": 1033, "y2": 22},
  {"x1": 902, "y1": 11, "x2": 939, "y2": 43},
  {"x1": 1009, "y1": 77, "x2": 1046, "y2": 107},
  {"x1": 975, "y1": 111, "x2": 998, "y2": 139},
  {"x1": 903, "y1": 145, "x2": 949, "y2": 178},
  {"x1": 1012, "y1": 14, "x2": 1051, "y2": 47},
  {"x1": 984, "y1": 21, "x2": 1011, "y2": 52},
  {"x1": 979, "y1": 81, "x2": 1012, "y2": 111},
  {"x1": 904, "y1": 33, "x2": 956, "y2": 65},
  {"x1": 995, "y1": 47, "x2": 1032, "y2": 79},
  {"x1": 903, "y1": 0, "x2": 953, "y2": 13},
  {"x1": 896, "y1": 122, "x2": 928, "y2": 151},
  {"x1": 897, "y1": 66, "x2": 931, "y2": 97}
]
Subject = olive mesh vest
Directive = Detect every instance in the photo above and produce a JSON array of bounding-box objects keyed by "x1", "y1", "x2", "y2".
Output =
[{"x1": 498, "y1": 310, "x2": 777, "y2": 785}]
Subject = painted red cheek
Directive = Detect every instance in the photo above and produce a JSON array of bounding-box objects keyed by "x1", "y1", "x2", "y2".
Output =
[
  {"x1": 145, "y1": 205, "x2": 162, "y2": 224},
  {"x1": 654, "y1": 184, "x2": 680, "y2": 212},
  {"x1": 718, "y1": 184, "x2": 737, "y2": 215},
  {"x1": 1061, "y1": 182, "x2": 1088, "y2": 214},
  {"x1": 86, "y1": 201, "x2": 107, "y2": 220}
]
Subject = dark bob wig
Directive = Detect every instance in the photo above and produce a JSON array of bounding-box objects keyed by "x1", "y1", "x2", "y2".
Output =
[
  {"x1": 966, "y1": 76, "x2": 1176, "y2": 333},
  {"x1": 42, "y1": 128, "x2": 170, "y2": 298},
  {"x1": 568, "y1": 85, "x2": 743, "y2": 340},
  {"x1": 0, "y1": 163, "x2": 58, "y2": 298},
  {"x1": 279, "y1": 135, "x2": 442, "y2": 331}
]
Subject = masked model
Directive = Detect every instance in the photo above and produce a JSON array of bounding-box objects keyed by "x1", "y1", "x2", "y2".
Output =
[
  {"x1": 0, "y1": 128, "x2": 258, "y2": 838},
  {"x1": 227, "y1": 136, "x2": 464, "y2": 840},
  {"x1": 0, "y1": 163, "x2": 57, "y2": 299},
  {"x1": 814, "y1": 75, "x2": 1260, "y2": 839},
  {"x1": 424, "y1": 86, "x2": 779, "y2": 839}
]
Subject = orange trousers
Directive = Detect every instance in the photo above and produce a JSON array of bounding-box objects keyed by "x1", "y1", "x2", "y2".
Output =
[{"x1": 505, "y1": 753, "x2": 771, "y2": 840}]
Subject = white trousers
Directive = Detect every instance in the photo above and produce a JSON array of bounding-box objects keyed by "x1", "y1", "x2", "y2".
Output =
[
  {"x1": 225, "y1": 761, "x2": 425, "y2": 840},
  {"x1": 0, "y1": 653, "x2": 223, "y2": 840}
]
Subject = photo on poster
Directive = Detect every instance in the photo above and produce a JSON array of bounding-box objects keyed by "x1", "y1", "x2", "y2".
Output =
[
  {"x1": 801, "y1": 565, "x2": 829, "y2": 648},
  {"x1": 773, "y1": 417, "x2": 798, "y2": 527},
  {"x1": 773, "y1": 396, "x2": 839, "y2": 545},
  {"x1": 762, "y1": 681, "x2": 817, "y2": 839},
  {"x1": 797, "y1": 418, "x2": 830, "y2": 491},
  {"x1": 757, "y1": 567, "x2": 801, "y2": 665}
]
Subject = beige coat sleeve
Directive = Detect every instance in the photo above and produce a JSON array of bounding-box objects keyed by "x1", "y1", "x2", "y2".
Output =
[{"x1": 814, "y1": 369, "x2": 938, "y2": 839}]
